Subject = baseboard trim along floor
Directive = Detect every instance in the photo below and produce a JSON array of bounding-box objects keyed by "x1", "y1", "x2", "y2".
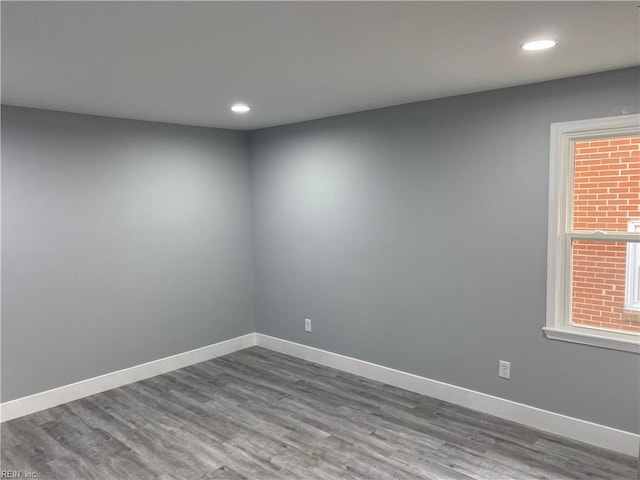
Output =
[
  {"x1": 253, "y1": 334, "x2": 639, "y2": 457},
  {"x1": 1, "y1": 331, "x2": 637, "y2": 456},
  {"x1": 0, "y1": 333, "x2": 257, "y2": 423}
]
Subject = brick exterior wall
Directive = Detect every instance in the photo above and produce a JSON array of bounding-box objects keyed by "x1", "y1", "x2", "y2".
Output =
[{"x1": 571, "y1": 136, "x2": 640, "y2": 333}]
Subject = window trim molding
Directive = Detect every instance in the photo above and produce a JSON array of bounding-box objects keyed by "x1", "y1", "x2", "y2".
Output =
[
  {"x1": 625, "y1": 219, "x2": 640, "y2": 311},
  {"x1": 544, "y1": 114, "x2": 640, "y2": 353}
]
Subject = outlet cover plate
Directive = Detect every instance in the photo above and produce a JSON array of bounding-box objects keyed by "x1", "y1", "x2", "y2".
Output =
[{"x1": 499, "y1": 360, "x2": 511, "y2": 379}]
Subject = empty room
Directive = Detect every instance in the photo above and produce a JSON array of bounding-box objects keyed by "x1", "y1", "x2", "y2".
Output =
[{"x1": 1, "y1": 1, "x2": 639, "y2": 479}]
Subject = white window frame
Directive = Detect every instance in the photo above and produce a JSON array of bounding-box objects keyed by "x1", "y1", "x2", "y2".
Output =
[
  {"x1": 626, "y1": 219, "x2": 640, "y2": 311},
  {"x1": 545, "y1": 114, "x2": 640, "y2": 353}
]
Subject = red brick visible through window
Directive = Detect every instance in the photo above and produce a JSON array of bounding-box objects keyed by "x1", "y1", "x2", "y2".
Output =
[{"x1": 571, "y1": 136, "x2": 640, "y2": 333}]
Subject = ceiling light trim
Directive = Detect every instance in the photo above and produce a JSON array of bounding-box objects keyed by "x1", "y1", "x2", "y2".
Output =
[
  {"x1": 231, "y1": 103, "x2": 251, "y2": 114},
  {"x1": 521, "y1": 39, "x2": 558, "y2": 51}
]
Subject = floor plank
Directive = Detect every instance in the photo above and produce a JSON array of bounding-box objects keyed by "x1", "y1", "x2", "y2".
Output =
[{"x1": 1, "y1": 347, "x2": 637, "y2": 479}]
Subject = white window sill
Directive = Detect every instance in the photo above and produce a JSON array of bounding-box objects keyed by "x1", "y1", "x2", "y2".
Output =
[{"x1": 543, "y1": 327, "x2": 640, "y2": 354}]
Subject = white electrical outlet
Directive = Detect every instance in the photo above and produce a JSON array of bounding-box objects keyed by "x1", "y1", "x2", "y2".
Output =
[
  {"x1": 499, "y1": 360, "x2": 511, "y2": 379},
  {"x1": 304, "y1": 318, "x2": 312, "y2": 332}
]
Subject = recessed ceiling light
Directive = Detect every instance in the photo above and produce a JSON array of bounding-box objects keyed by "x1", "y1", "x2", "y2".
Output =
[
  {"x1": 231, "y1": 103, "x2": 250, "y2": 113},
  {"x1": 521, "y1": 39, "x2": 557, "y2": 51}
]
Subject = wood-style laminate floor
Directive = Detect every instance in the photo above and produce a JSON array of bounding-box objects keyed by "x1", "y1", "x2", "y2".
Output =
[{"x1": 1, "y1": 347, "x2": 636, "y2": 479}]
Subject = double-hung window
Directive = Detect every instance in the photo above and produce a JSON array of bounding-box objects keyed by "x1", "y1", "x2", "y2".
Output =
[{"x1": 545, "y1": 114, "x2": 640, "y2": 353}]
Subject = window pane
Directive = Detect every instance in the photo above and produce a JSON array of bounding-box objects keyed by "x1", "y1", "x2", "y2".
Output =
[
  {"x1": 572, "y1": 136, "x2": 639, "y2": 232},
  {"x1": 571, "y1": 239, "x2": 640, "y2": 333}
]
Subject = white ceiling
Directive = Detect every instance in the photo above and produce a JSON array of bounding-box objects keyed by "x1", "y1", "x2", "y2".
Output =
[{"x1": 2, "y1": 2, "x2": 638, "y2": 130}]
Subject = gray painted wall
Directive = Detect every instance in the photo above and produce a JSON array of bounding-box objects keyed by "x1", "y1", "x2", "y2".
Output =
[
  {"x1": 249, "y1": 67, "x2": 640, "y2": 433},
  {"x1": 1, "y1": 106, "x2": 255, "y2": 402},
  {"x1": 2, "y1": 69, "x2": 639, "y2": 434}
]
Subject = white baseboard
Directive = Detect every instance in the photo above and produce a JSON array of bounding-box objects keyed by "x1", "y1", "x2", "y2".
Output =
[
  {"x1": 0, "y1": 333, "x2": 257, "y2": 423},
  {"x1": 2, "y1": 331, "x2": 637, "y2": 457},
  {"x1": 255, "y1": 333, "x2": 640, "y2": 457}
]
